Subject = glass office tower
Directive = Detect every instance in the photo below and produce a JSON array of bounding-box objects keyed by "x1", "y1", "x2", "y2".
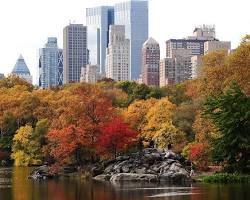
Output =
[
  {"x1": 39, "y1": 37, "x2": 63, "y2": 88},
  {"x1": 86, "y1": 6, "x2": 114, "y2": 75},
  {"x1": 115, "y1": 0, "x2": 148, "y2": 80}
]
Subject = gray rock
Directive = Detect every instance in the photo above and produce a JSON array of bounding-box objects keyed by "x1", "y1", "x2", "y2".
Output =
[
  {"x1": 113, "y1": 161, "x2": 128, "y2": 173},
  {"x1": 93, "y1": 174, "x2": 111, "y2": 181},
  {"x1": 104, "y1": 164, "x2": 115, "y2": 174},
  {"x1": 169, "y1": 163, "x2": 182, "y2": 172},
  {"x1": 110, "y1": 173, "x2": 158, "y2": 182},
  {"x1": 135, "y1": 167, "x2": 147, "y2": 174},
  {"x1": 116, "y1": 156, "x2": 130, "y2": 162},
  {"x1": 159, "y1": 172, "x2": 174, "y2": 182},
  {"x1": 94, "y1": 148, "x2": 191, "y2": 184},
  {"x1": 122, "y1": 165, "x2": 130, "y2": 173},
  {"x1": 171, "y1": 172, "x2": 191, "y2": 183}
]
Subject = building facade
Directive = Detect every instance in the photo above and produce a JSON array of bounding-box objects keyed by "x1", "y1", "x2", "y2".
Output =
[
  {"x1": 11, "y1": 55, "x2": 33, "y2": 84},
  {"x1": 204, "y1": 41, "x2": 231, "y2": 55},
  {"x1": 141, "y1": 37, "x2": 160, "y2": 86},
  {"x1": 106, "y1": 25, "x2": 130, "y2": 81},
  {"x1": 57, "y1": 49, "x2": 63, "y2": 85},
  {"x1": 86, "y1": 6, "x2": 114, "y2": 75},
  {"x1": 166, "y1": 25, "x2": 217, "y2": 58},
  {"x1": 191, "y1": 55, "x2": 203, "y2": 79},
  {"x1": 80, "y1": 65, "x2": 100, "y2": 83},
  {"x1": 39, "y1": 37, "x2": 63, "y2": 88},
  {"x1": 114, "y1": 0, "x2": 148, "y2": 80},
  {"x1": 160, "y1": 56, "x2": 191, "y2": 87},
  {"x1": 63, "y1": 24, "x2": 88, "y2": 84}
]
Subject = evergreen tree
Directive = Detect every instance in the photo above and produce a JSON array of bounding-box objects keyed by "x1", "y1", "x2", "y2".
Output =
[{"x1": 204, "y1": 82, "x2": 250, "y2": 173}]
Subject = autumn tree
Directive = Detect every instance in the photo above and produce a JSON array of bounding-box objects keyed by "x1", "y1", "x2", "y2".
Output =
[
  {"x1": 199, "y1": 35, "x2": 250, "y2": 96},
  {"x1": 124, "y1": 98, "x2": 157, "y2": 133},
  {"x1": 46, "y1": 125, "x2": 86, "y2": 165},
  {"x1": 143, "y1": 97, "x2": 186, "y2": 150},
  {"x1": 182, "y1": 142, "x2": 211, "y2": 171},
  {"x1": 0, "y1": 75, "x2": 34, "y2": 91},
  {"x1": 161, "y1": 83, "x2": 191, "y2": 105},
  {"x1": 173, "y1": 103, "x2": 197, "y2": 141},
  {"x1": 97, "y1": 117, "x2": 138, "y2": 158},
  {"x1": 11, "y1": 124, "x2": 43, "y2": 166},
  {"x1": 75, "y1": 85, "x2": 115, "y2": 149}
]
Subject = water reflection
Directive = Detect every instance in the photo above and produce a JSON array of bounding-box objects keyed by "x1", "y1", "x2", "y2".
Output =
[{"x1": 0, "y1": 167, "x2": 250, "y2": 200}]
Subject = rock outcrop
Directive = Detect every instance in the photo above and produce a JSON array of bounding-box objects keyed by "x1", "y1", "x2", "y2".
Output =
[{"x1": 93, "y1": 148, "x2": 191, "y2": 183}]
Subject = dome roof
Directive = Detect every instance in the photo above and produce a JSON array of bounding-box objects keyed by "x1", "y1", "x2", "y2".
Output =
[{"x1": 12, "y1": 55, "x2": 30, "y2": 75}]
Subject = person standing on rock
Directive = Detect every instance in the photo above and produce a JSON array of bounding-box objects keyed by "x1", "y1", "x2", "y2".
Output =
[
  {"x1": 190, "y1": 163, "x2": 195, "y2": 176},
  {"x1": 165, "y1": 143, "x2": 175, "y2": 158}
]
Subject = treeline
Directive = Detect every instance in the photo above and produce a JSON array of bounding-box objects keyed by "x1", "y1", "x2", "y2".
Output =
[{"x1": 0, "y1": 35, "x2": 250, "y2": 173}]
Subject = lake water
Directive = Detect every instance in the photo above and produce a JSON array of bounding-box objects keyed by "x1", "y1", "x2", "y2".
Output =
[{"x1": 0, "y1": 167, "x2": 250, "y2": 200}]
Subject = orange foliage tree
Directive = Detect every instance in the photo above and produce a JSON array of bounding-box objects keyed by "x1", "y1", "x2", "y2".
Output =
[{"x1": 46, "y1": 125, "x2": 86, "y2": 165}]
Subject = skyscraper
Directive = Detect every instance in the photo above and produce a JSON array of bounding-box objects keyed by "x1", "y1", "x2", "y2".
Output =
[
  {"x1": 115, "y1": 0, "x2": 148, "y2": 80},
  {"x1": 39, "y1": 37, "x2": 63, "y2": 88},
  {"x1": 142, "y1": 37, "x2": 160, "y2": 86},
  {"x1": 63, "y1": 24, "x2": 88, "y2": 84},
  {"x1": 106, "y1": 25, "x2": 130, "y2": 81},
  {"x1": 11, "y1": 55, "x2": 33, "y2": 84},
  {"x1": 86, "y1": 6, "x2": 114, "y2": 75}
]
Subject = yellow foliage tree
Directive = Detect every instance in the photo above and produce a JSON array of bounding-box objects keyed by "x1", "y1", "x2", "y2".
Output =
[
  {"x1": 199, "y1": 35, "x2": 250, "y2": 96},
  {"x1": 124, "y1": 98, "x2": 157, "y2": 133},
  {"x1": 11, "y1": 125, "x2": 43, "y2": 166},
  {"x1": 142, "y1": 97, "x2": 185, "y2": 150}
]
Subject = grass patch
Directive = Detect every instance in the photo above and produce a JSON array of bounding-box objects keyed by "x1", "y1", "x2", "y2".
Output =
[{"x1": 202, "y1": 173, "x2": 250, "y2": 184}]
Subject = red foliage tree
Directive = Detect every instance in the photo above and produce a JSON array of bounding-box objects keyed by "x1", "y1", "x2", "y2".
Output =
[
  {"x1": 46, "y1": 125, "x2": 86, "y2": 165},
  {"x1": 189, "y1": 143, "x2": 211, "y2": 171},
  {"x1": 189, "y1": 143, "x2": 205, "y2": 161},
  {"x1": 97, "y1": 117, "x2": 138, "y2": 158}
]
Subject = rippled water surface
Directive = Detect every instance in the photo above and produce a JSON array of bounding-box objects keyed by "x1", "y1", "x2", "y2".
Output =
[{"x1": 0, "y1": 167, "x2": 250, "y2": 200}]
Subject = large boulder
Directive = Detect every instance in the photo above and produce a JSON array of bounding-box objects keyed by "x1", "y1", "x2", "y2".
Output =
[{"x1": 93, "y1": 148, "x2": 192, "y2": 183}]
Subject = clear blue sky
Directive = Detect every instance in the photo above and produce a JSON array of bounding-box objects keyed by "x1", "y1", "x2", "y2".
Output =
[{"x1": 0, "y1": 0, "x2": 249, "y2": 82}]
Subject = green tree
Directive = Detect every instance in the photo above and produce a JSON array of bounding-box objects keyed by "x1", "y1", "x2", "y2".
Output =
[
  {"x1": 161, "y1": 83, "x2": 191, "y2": 105},
  {"x1": 204, "y1": 83, "x2": 250, "y2": 173},
  {"x1": 0, "y1": 112, "x2": 18, "y2": 151}
]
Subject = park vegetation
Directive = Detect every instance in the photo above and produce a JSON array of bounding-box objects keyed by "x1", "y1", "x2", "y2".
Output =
[{"x1": 0, "y1": 35, "x2": 249, "y2": 175}]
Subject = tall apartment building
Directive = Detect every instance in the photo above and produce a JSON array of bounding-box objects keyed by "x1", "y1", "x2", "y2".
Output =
[
  {"x1": 163, "y1": 25, "x2": 231, "y2": 84},
  {"x1": 114, "y1": 0, "x2": 148, "y2": 80},
  {"x1": 86, "y1": 6, "x2": 114, "y2": 75},
  {"x1": 141, "y1": 37, "x2": 160, "y2": 86},
  {"x1": 106, "y1": 25, "x2": 130, "y2": 81},
  {"x1": 11, "y1": 55, "x2": 33, "y2": 84},
  {"x1": 204, "y1": 41, "x2": 231, "y2": 55},
  {"x1": 39, "y1": 37, "x2": 63, "y2": 88},
  {"x1": 63, "y1": 24, "x2": 88, "y2": 84},
  {"x1": 160, "y1": 56, "x2": 191, "y2": 87},
  {"x1": 166, "y1": 25, "x2": 217, "y2": 58},
  {"x1": 80, "y1": 65, "x2": 100, "y2": 83}
]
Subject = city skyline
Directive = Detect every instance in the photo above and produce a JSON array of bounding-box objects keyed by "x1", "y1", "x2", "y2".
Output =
[{"x1": 0, "y1": 0, "x2": 249, "y2": 83}]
